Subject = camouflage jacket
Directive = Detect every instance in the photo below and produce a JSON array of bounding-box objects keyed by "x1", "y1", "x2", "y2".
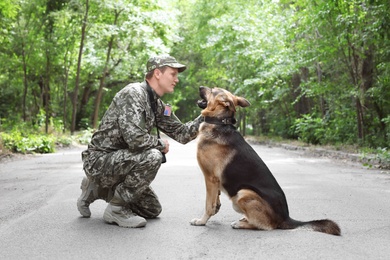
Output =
[{"x1": 83, "y1": 81, "x2": 203, "y2": 158}]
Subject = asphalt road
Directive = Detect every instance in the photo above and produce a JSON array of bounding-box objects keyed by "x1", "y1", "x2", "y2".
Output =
[{"x1": 0, "y1": 138, "x2": 389, "y2": 260}]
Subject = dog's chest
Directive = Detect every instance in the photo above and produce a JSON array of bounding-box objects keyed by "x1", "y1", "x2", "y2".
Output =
[{"x1": 197, "y1": 132, "x2": 236, "y2": 182}]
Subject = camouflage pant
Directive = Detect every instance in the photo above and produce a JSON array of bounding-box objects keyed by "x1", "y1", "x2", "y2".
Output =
[{"x1": 82, "y1": 148, "x2": 163, "y2": 218}]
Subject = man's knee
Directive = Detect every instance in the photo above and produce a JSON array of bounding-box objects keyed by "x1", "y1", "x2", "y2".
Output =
[
  {"x1": 113, "y1": 148, "x2": 163, "y2": 177},
  {"x1": 147, "y1": 205, "x2": 162, "y2": 219},
  {"x1": 144, "y1": 149, "x2": 163, "y2": 169}
]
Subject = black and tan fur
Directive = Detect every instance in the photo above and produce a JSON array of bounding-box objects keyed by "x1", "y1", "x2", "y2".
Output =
[{"x1": 190, "y1": 86, "x2": 341, "y2": 236}]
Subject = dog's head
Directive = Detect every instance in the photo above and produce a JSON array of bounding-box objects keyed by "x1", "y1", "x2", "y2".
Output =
[{"x1": 197, "y1": 86, "x2": 250, "y2": 118}]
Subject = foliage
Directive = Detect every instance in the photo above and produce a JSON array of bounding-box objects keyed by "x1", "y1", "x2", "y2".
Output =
[
  {"x1": 361, "y1": 147, "x2": 390, "y2": 170},
  {"x1": 0, "y1": 0, "x2": 389, "y2": 154},
  {"x1": 0, "y1": 111, "x2": 72, "y2": 153},
  {"x1": 0, "y1": 131, "x2": 56, "y2": 154},
  {"x1": 292, "y1": 114, "x2": 326, "y2": 145},
  {"x1": 75, "y1": 128, "x2": 94, "y2": 145},
  {"x1": 56, "y1": 135, "x2": 73, "y2": 147},
  {"x1": 193, "y1": 0, "x2": 390, "y2": 148}
]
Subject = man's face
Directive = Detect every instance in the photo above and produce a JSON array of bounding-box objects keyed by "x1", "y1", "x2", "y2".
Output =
[{"x1": 157, "y1": 67, "x2": 179, "y2": 94}]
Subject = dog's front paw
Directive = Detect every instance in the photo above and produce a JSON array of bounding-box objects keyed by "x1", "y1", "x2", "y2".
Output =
[
  {"x1": 231, "y1": 220, "x2": 241, "y2": 229},
  {"x1": 231, "y1": 217, "x2": 251, "y2": 229},
  {"x1": 239, "y1": 217, "x2": 248, "y2": 222},
  {"x1": 190, "y1": 218, "x2": 206, "y2": 226}
]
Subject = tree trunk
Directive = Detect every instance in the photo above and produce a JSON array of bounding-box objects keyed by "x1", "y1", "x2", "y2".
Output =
[
  {"x1": 316, "y1": 62, "x2": 327, "y2": 117},
  {"x1": 22, "y1": 42, "x2": 28, "y2": 122},
  {"x1": 292, "y1": 69, "x2": 311, "y2": 117},
  {"x1": 62, "y1": 53, "x2": 70, "y2": 133},
  {"x1": 356, "y1": 44, "x2": 375, "y2": 142},
  {"x1": 92, "y1": 10, "x2": 121, "y2": 129},
  {"x1": 44, "y1": 50, "x2": 51, "y2": 134},
  {"x1": 71, "y1": 0, "x2": 89, "y2": 134},
  {"x1": 77, "y1": 80, "x2": 94, "y2": 129},
  {"x1": 259, "y1": 109, "x2": 268, "y2": 135}
]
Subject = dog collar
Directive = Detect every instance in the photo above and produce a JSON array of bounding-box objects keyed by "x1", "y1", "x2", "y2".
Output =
[{"x1": 204, "y1": 116, "x2": 236, "y2": 125}]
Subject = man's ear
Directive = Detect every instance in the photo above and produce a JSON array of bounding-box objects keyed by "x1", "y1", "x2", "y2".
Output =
[{"x1": 154, "y1": 69, "x2": 162, "y2": 79}]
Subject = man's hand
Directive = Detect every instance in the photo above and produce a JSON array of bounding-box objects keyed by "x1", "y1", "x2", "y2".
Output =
[{"x1": 162, "y1": 139, "x2": 169, "y2": 154}]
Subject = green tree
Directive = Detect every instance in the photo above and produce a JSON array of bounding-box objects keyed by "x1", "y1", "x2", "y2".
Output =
[
  {"x1": 0, "y1": 0, "x2": 389, "y2": 151},
  {"x1": 71, "y1": 0, "x2": 89, "y2": 134}
]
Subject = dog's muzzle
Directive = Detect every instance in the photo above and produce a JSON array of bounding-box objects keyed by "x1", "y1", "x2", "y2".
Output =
[{"x1": 197, "y1": 99, "x2": 207, "y2": 109}]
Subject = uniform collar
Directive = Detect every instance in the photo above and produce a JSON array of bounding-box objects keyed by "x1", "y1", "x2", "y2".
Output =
[{"x1": 144, "y1": 81, "x2": 160, "y2": 100}]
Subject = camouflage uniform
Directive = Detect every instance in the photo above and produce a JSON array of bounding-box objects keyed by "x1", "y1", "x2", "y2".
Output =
[{"x1": 82, "y1": 81, "x2": 202, "y2": 218}]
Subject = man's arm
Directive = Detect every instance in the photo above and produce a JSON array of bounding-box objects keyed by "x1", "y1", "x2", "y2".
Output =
[{"x1": 156, "y1": 99, "x2": 203, "y2": 144}]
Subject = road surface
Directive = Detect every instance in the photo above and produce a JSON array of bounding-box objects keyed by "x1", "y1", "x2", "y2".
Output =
[{"x1": 0, "y1": 138, "x2": 389, "y2": 259}]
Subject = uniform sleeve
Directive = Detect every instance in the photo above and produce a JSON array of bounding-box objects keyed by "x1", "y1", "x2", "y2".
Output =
[
  {"x1": 115, "y1": 87, "x2": 164, "y2": 152},
  {"x1": 156, "y1": 99, "x2": 203, "y2": 144}
]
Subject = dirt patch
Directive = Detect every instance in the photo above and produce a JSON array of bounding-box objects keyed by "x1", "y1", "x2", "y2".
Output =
[
  {"x1": 0, "y1": 151, "x2": 34, "y2": 164},
  {"x1": 245, "y1": 136, "x2": 389, "y2": 170}
]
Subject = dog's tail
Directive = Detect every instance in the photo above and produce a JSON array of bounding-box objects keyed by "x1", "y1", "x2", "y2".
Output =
[{"x1": 278, "y1": 217, "x2": 341, "y2": 236}]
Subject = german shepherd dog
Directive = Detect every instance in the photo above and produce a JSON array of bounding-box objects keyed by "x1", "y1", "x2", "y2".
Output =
[{"x1": 190, "y1": 86, "x2": 341, "y2": 236}]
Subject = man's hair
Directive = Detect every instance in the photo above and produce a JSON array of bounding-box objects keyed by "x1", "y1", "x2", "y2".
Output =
[{"x1": 145, "y1": 66, "x2": 168, "y2": 80}]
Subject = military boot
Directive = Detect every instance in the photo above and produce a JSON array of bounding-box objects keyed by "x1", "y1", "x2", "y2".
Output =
[
  {"x1": 77, "y1": 177, "x2": 113, "y2": 218},
  {"x1": 103, "y1": 191, "x2": 147, "y2": 228}
]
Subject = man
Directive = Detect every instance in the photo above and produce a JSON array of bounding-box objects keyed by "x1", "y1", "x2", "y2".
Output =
[{"x1": 77, "y1": 55, "x2": 203, "y2": 228}]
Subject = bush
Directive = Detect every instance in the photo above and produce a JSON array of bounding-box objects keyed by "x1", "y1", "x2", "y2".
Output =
[
  {"x1": 291, "y1": 114, "x2": 326, "y2": 144},
  {"x1": 0, "y1": 131, "x2": 56, "y2": 154},
  {"x1": 323, "y1": 111, "x2": 357, "y2": 145},
  {"x1": 361, "y1": 147, "x2": 390, "y2": 170},
  {"x1": 56, "y1": 135, "x2": 73, "y2": 147},
  {"x1": 0, "y1": 116, "x2": 71, "y2": 154},
  {"x1": 75, "y1": 128, "x2": 93, "y2": 145}
]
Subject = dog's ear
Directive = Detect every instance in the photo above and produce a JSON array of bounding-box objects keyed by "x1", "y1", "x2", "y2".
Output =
[
  {"x1": 223, "y1": 100, "x2": 236, "y2": 112},
  {"x1": 217, "y1": 94, "x2": 236, "y2": 112},
  {"x1": 237, "y1": 97, "x2": 251, "y2": 108}
]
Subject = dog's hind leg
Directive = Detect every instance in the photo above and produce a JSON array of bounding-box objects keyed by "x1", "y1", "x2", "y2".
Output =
[
  {"x1": 191, "y1": 176, "x2": 220, "y2": 226},
  {"x1": 231, "y1": 189, "x2": 278, "y2": 230}
]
